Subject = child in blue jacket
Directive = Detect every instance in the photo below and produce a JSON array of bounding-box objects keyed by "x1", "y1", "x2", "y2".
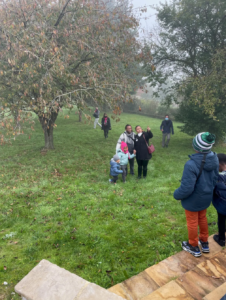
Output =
[
  {"x1": 213, "y1": 153, "x2": 226, "y2": 246},
  {"x1": 109, "y1": 154, "x2": 123, "y2": 184},
  {"x1": 174, "y1": 132, "x2": 219, "y2": 257}
]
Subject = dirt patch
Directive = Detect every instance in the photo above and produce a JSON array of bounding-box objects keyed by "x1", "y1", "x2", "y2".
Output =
[{"x1": 165, "y1": 213, "x2": 177, "y2": 223}]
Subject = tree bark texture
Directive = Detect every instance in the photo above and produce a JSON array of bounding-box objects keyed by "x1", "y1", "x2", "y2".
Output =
[
  {"x1": 79, "y1": 110, "x2": 82, "y2": 122},
  {"x1": 39, "y1": 111, "x2": 58, "y2": 149}
]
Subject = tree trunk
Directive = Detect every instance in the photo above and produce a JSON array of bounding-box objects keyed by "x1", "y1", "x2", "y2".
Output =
[
  {"x1": 13, "y1": 109, "x2": 21, "y2": 133},
  {"x1": 79, "y1": 110, "x2": 82, "y2": 122},
  {"x1": 103, "y1": 103, "x2": 107, "y2": 113},
  {"x1": 39, "y1": 111, "x2": 58, "y2": 150},
  {"x1": 44, "y1": 125, "x2": 54, "y2": 149}
]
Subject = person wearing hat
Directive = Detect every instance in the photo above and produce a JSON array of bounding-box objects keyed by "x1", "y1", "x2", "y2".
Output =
[
  {"x1": 174, "y1": 132, "x2": 219, "y2": 257},
  {"x1": 109, "y1": 154, "x2": 123, "y2": 184}
]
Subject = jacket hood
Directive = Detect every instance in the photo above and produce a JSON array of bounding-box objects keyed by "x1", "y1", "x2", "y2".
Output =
[
  {"x1": 121, "y1": 141, "x2": 128, "y2": 153},
  {"x1": 189, "y1": 152, "x2": 219, "y2": 172},
  {"x1": 110, "y1": 159, "x2": 118, "y2": 166}
]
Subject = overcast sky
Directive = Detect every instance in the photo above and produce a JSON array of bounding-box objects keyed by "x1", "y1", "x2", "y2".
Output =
[{"x1": 131, "y1": 0, "x2": 162, "y2": 36}]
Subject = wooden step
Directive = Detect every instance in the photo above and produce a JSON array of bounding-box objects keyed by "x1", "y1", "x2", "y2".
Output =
[
  {"x1": 203, "y1": 282, "x2": 226, "y2": 300},
  {"x1": 145, "y1": 250, "x2": 206, "y2": 287},
  {"x1": 140, "y1": 281, "x2": 194, "y2": 300},
  {"x1": 109, "y1": 271, "x2": 159, "y2": 300},
  {"x1": 108, "y1": 235, "x2": 224, "y2": 300},
  {"x1": 176, "y1": 249, "x2": 226, "y2": 300}
]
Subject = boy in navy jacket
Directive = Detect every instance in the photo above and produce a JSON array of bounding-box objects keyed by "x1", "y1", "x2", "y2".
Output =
[
  {"x1": 213, "y1": 153, "x2": 226, "y2": 246},
  {"x1": 174, "y1": 132, "x2": 219, "y2": 257}
]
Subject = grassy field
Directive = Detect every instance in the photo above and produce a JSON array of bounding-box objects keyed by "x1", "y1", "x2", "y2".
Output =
[{"x1": 0, "y1": 111, "x2": 225, "y2": 299}]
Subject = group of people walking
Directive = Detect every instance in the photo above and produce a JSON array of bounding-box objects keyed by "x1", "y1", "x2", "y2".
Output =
[
  {"x1": 94, "y1": 108, "x2": 226, "y2": 255},
  {"x1": 93, "y1": 108, "x2": 174, "y2": 147},
  {"x1": 93, "y1": 107, "x2": 111, "y2": 139}
]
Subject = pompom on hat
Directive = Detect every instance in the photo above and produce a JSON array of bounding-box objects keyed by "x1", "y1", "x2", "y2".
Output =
[{"x1": 192, "y1": 132, "x2": 216, "y2": 153}]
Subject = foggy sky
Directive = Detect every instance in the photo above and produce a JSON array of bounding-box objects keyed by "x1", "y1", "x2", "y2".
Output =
[{"x1": 131, "y1": 0, "x2": 162, "y2": 35}]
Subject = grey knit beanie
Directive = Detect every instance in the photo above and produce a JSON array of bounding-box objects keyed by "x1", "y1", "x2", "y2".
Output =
[{"x1": 113, "y1": 154, "x2": 120, "y2": 162}]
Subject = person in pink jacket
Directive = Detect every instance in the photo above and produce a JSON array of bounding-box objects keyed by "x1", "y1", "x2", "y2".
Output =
[{"x1": 117, "y1": 141, "x2": 136, "y2": 183}]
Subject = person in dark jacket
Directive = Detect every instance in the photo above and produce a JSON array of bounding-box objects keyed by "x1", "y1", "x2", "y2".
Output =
[
  {"x1": 101, "y1": 113, "x2": 111, "y2": 139},
  {"x1": 109, "y1": 154, "x2": 123, "y2": 184},
  {"x1": 134, "y1": 125, "x2": 153, "y2": 179},
  {"x1": 93, "y1": 107, "x2": 101, "y2": 129},
  {"x1": 174, "y1": 132, "x2": 219, "y2": 257},
  {"x1": 160, "y1": 115, "x2": 174, "y2": 148},
  {"x1": 213, "y1": 153, "x2": 226, "y2": 247}
]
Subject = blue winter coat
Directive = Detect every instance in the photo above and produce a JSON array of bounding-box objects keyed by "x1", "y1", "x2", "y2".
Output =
[
  {"x1": 117, "y1": 150, "x2": 136, "y2": 166},
  {"x1": 174, "y1": 152, "x2": 219, "y2": 212},
  {"x1": 110, "y1": 159, "x2": 123, "y2": 176},
  {"x1": 213, "y1": 171, "x2": 226, "y2": 216},
  {"x1": 160, "y1": 120, "x2": 174, "y2": 134}
]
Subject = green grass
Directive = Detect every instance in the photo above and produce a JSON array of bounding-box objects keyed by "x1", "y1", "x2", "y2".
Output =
[{"x1": 0, "y1": 111, "x2": 224, "y2": 299}]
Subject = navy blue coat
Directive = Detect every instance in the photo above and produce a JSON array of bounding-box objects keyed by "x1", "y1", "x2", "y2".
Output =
[
  {"x1": 110, "y1": 159, "x2": 123, "y2": 176},
  {"x1": 213, "y1": 171, "x2": 226, "y2": 216},
  {"x1": 160, "y1": 120, "x2": 174, "y2": 134},
  {"x1": 174, "y1": 152, "x2": 219, "y2": 212}
]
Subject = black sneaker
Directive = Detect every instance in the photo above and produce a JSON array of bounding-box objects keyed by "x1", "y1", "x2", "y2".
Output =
[
  {"x1": 182, "y1": 241, "x2": 202, "y2": 257},
  {"x1": 199, "y1": 239, "x2": 210, "y2": 253},
  {"x1": 213, "y1": 234, "x2": 225, "y2": 247},
  {"x1": 137, "y1": 176, "x2": 141, "y2": 179}
]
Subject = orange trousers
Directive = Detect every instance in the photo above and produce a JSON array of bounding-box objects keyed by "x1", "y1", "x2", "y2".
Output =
[{"x1": 185, "y1": 209, "x2": 209, "y2": 247}]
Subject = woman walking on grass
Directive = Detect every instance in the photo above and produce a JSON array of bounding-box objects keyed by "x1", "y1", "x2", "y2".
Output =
[
  {"x1": 101, "y1": 113, "x2": 111, "y2": 139},
  {"x1": 134, "y1": 125, "x2": 153, "y2": 179}
]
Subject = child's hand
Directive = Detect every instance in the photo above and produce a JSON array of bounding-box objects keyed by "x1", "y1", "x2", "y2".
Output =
[{"x1": 133, "y1": 150, "x2": 136, "y2": 154}]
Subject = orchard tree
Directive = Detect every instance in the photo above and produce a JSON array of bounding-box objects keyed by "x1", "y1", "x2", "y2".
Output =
[
  {"x1": 0, "y1": 0, "x2": 149, "y2": 149},
  {"x1": 145, "y1": 0, "x2": 226, "y2": 139},
  {"x1": 176, "y1": 49, "x2": 226, "y2": 140}
]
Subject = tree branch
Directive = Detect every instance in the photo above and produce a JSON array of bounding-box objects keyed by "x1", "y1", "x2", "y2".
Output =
[{"x1": 54, "y1": 0, "x2": 72, "y2": 27}]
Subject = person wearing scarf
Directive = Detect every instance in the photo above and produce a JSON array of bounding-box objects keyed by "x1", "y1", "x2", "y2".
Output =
[
  {"x1": 116, "y1": 124, "x2": 136, "y2": 175},
  {"x1": 101, "y1": 113, "x2": 111, "y2": 139}
]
